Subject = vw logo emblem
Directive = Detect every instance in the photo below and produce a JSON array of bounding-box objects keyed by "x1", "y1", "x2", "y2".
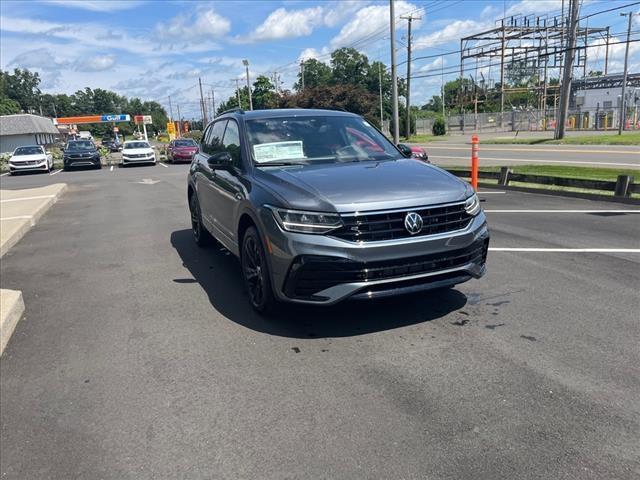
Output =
[{"x1": 404, "y1": 212, "x2": 423, "y2": 234}]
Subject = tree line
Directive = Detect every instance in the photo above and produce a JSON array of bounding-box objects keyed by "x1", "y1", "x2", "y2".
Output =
[{"x1": 0, "y1": 69, "x2": 168, "y2": 137}]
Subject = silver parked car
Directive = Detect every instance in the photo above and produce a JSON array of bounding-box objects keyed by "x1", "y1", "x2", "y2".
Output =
[{"x1": 187, "y1": 108, "x2": 489, "y2": 313}]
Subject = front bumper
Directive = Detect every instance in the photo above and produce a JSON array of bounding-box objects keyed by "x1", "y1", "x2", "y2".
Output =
[
  {"x1": 9, "y1": 160, "x2": 49, "y2": 172},
  {"x1": 122, "y1": 155, "x2": 156, "y2": 165},
  {"x1": 64, "y1": 156, "x2": 101, "y2": 167},
  {"x1": 260, "y1": 208, "x2": 489, "y2": 305}
]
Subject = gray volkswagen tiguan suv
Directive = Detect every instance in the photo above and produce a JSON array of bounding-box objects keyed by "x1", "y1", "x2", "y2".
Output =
[{"x1": 187, "y1": 108, "x2": 489, "y2": 312}]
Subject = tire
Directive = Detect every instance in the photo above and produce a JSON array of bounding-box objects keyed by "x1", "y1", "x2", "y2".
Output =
[
  {"x1": 189, "y1": 193, "x2": 214, "y2": 247},
  {"x1": 241, "y1": 226, "x2": 277, "y2": 314}
]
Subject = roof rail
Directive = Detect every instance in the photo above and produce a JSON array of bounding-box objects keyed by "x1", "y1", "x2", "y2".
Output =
[{"x1": 217, "y1": 107, "x2": 244, "y2": 116}]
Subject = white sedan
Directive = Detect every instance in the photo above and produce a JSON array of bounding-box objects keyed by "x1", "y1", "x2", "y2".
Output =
[
  {"x1": 9, "y1": 145, "x2": 54, "y2": 174},
  {"x1": 121, "y1": 140, "x2": 156, "y2": 166}
]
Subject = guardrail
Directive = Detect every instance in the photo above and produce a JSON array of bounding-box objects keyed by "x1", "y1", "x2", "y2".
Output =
[{"x1": 446, "y1": 168, "x2": 637, "y2": 198}]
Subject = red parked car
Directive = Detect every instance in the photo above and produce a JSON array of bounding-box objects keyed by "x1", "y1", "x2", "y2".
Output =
[{"x1": 167, "y1": 139, "x2": 198, "y2": 163}]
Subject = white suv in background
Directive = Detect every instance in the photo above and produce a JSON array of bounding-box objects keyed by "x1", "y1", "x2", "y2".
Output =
[
  {"x1": 121, "y1": 140, "x2": 156, "y2": 166},
  {"x1": 8, "y1": 145, "x2": 54, "y2": 174}
]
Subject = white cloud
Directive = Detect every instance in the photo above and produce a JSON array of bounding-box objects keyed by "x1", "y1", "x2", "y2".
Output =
[
  {"x1": 329, "y1": 1, "x2": 420, "y2": 49},
  {"x1": 418, "y1": 56, "x2": 445, "y2": 73},
  {"x1": 238, "y1": 1, "x2": 372, "y2": 43},
  {"x1": 156, "y1": 8, "x2": 231, "y2": 41},
  {"x1": 245, "y1": 6, "x2": 323, "y2": 42},
  {"x1": 298, "y1": 47, "x2": 331, "y2": 62},
  {"x1": 80, "y1": 54, "x2": 116, "y2": 72},
  {"x1": 42, "y1": 0, "x2": 144, "y2": 12},
  {"x1": 413, "y1": 20, "x2": 492, "y2": 50},
  {"x1": 506, "y1": 0, "x2": 563, "y2": 17}
]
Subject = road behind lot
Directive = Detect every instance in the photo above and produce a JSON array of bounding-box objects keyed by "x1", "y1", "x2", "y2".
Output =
[
  {"x1": 417, "y1": 142, "x2": 640, "y2": 169},
  {"x1": 1, "y1": 165, "x2": 639, "y2": 479}
]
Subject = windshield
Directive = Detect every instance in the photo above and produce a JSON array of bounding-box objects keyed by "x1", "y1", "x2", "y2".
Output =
[
  {"x1": 245, "y1": 115, "x2": 399, "y2": 165},
  {"x1": 174, "y1": 140, "x2": 197, "y2": 147},
  {"x1": 14, "y1": 146, "x2": 43, "y2": 155},
  {"x1": 66, "y1": 141, "x2": 95, "y2": 151},
  {"x1": 124, "y1": 142, "x2": 150, "y2": 149}
]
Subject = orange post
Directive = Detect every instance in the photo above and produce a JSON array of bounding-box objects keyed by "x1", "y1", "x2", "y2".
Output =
[{"x1": 471, "y1": 134, "x2": 479, "y2": 191}]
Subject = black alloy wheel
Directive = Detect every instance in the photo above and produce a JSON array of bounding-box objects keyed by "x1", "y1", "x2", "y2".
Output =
[
  {"x1": 189, "y1": 193, "x2": 213, "y2": 247},
  {"x1": 241, "y1": 226, "x2": 276, "y2": 313}
]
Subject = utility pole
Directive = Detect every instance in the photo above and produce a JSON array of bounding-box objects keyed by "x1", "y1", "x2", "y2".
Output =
[
  {"x1": 441, "y1": 56, "x2": 445, "y2": 118},
  {"x1": 168, "y1": 95, "x2": 174, "y2": 122},
  {"x1": 235, "y1": 78, "x2": 242, "y2": 108},
  {"x1": 211, "y1": 88, "x2": 215, "y2": 118},
  {"x1": 604, "y1": 27, "x2": 610, "y2": 75},
  {"x1": 401, "y1": 13, "x2": 421, "y2": 140},
  {"x1": 378, "y1": 62, "x2": 384, "y2": 128},
  {"x1": 555, "y1": 0, "x2": 579, "y2": 140},
  {"x1": 198, "y1": 77, "x2": 207, "y2": 126},
  {"x1": 499, "y1": 19, "x2": 506, "y2": 127},
  {"x1": 618, "y1": 12, "x2": 634, "y2": 135},
  {"x1": 300, "y1": 61, "x2": 305, "y2": 90},
  {"x1": 176, "y1": 104, "x2": 182, "y2": 137},
  {"x1": 243, "y1": 59, "x2": 253, "y2": 110},
  {"x1": 389, "y1": 0, "x2": 399, "y2": 144}
]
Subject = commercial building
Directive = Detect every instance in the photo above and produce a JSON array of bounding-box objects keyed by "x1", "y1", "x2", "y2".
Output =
[{"x1": 0, "y1": 114, "x2": 59, "y2": 154}]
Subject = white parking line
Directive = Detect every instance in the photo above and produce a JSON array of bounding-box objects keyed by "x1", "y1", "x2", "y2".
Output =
[
  {"x1": 477, "y1": 191, "x2": 506, "y2": 194},
  {"x1": 485, "y1": 209, "x2": 639, "y2": 213},
  {"x1": 1, "y1": 195, "x2": 55, "y2": 203},
  {"x1": 0, "y1": 215, "x2": 33, "y2": 221},
  {"x1": 49, "y1": 169, "x2": 62, "y2": 176},
  {"x1": 489, "y1": 248, "x2": 640, "y2": 253},
  {"x1": 110, "y1": 165, "x2": 114, "y2": 172},
  {"x1": 431, "y1": 155, "x2": 639, "y2": 168},
  {"x1": 0, "y1": 172, "x2": 9, "y2": 177},
  {"x1": 159, "y1": 162, "x2": 169, "y2": 168}
]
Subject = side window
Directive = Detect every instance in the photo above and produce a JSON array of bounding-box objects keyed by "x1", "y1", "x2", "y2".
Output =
[
  {"x1": 202, "y1": 120, "x2": 226, "y2": 156},
  {"x1": 222, "y1": 120, "x2": 242, "y2": 169}
]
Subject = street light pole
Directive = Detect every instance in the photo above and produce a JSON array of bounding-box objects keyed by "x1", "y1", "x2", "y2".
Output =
[
  {"x1": 618, "y1": 12, "x2": 634, "y2": 135},
  {"x1": 243, "y1": 59, "x2": 253, "y2": 111},
  {"x1": 389, "y1": 0, "x2": 400, "y2": 144}
]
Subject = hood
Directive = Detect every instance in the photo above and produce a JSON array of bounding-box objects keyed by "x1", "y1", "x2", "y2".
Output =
[
  {"x1": 172, "y1": 146, "x2": 197, "y2": 152},
  {"x1": 255, "y1": 159, "x2": 470, "y2": 213},
  {"x1": 10, "y1": 153, "x2": 46, "y2": 162},
  {"x1": 123, "y1": 148, "x2": 153, "y2": 155}
]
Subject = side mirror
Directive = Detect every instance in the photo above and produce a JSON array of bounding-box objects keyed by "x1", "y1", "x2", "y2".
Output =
[
  {"x1": 207, "y1": 151, "x2": 232, "y2": 169},
  {"x1": 397, "y1": 143, "x2": 413, "y2": 158}
]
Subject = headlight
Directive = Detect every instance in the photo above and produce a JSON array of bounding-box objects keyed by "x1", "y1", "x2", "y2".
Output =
[
  {"x1": 269, "y1": 206, "x2": 343, "y2": 234},
  {"x1": 464, "y1": 193, "x2": 481, "y2": 216}
]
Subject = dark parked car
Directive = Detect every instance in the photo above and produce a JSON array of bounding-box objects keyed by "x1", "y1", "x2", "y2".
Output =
[
  {"x1": 167, "y1": 138, "x2": 198, "y2": 163},
  {"x1": 101, "y1": 137, "x2": 121, "y2": 152},
  {"x1": 63, "y1": 140, "x2": 101, "y2": 170},
  {"x1": 187, "y1": 108, "x2": 488, "y2": 313}
]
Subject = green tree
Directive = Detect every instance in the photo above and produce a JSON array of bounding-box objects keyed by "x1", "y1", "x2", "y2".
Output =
[
  {"x1": 294, "y1": 58, "x2": 333, "y2": 91},
  {"x1": 330, "y1": 48, "x2": 369, "y2": 88},
  {"x1": 0, "y1": 68, "x2": 42, "y2": 112},
  {"x1": 0, "y1": 96, "x2": 20, "y2": 115},
  {"x1": 252, "y1": 75, "x2": 277, "y2": 110}
]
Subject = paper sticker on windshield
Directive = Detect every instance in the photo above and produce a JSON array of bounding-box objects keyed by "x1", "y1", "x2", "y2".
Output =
[{"x1": 253, "y1": 141, "x2": 305, "y2": 163}]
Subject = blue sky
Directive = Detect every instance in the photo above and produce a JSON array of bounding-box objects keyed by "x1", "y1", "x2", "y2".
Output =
[{"x1": 1, "y1": 0, "x2": 638, "y2": 119}]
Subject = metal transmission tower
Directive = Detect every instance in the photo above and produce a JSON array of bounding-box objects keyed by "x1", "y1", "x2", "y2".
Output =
[{"x1": 459, "y1": 10, "x2": 609, "y2": 131}]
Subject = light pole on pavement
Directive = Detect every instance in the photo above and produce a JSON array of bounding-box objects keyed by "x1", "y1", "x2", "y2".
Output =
[{"x1": 243, "y1": 59, "x2": 253, "y2": 111}]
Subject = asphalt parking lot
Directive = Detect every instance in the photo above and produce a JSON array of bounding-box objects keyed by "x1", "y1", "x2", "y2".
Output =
[{"x1": 1, "y1": 163, "x2": 639, "y2": 479}]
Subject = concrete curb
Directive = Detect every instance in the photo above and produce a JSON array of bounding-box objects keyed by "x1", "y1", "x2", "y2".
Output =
[
  {"x1": 477, "y1": 182, "x2": 640, "y2": 204},
  {"x1": 0, "y1": 289, "x2": 25, "y2": 356},
  {"x1": 0, "y1": 183, "x2": 67, "y2": 258}
]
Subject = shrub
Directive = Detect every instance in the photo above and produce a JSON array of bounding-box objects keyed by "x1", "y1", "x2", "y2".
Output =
[
  {"x1": 432, "y1": 116, "x2": 446, "y2": 136},
  {"x1": 183, "y1": 130, "x2": 203, "y2": 143}
]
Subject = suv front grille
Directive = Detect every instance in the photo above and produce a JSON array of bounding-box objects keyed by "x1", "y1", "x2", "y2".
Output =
[
  {"x1": 284, "y1": 239, "x2": 488, "y2": 299},
  {"x1": 331, "y1": 203, "x2": 472, "y2": 242}
]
